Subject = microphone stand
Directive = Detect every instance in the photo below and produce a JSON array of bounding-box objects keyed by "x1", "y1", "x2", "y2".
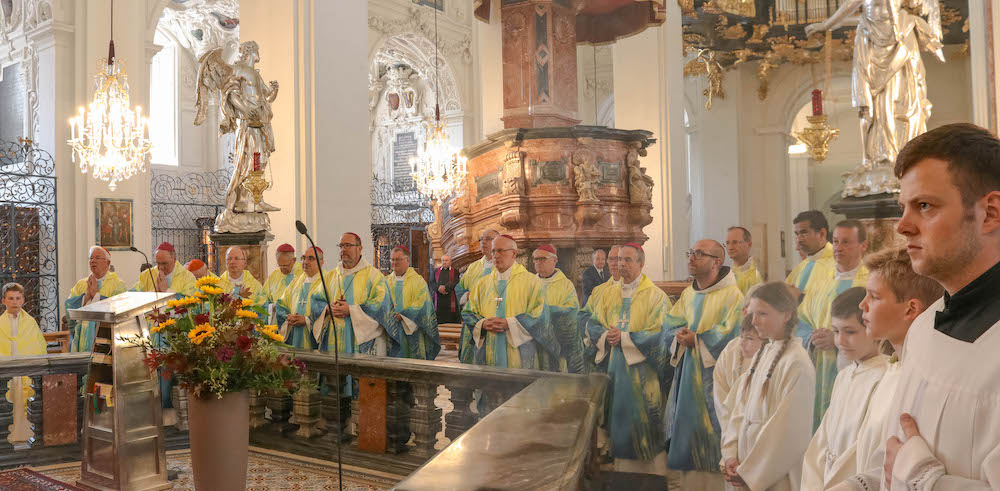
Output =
[
  {"x1": 129, "y1": 246, "x2": 159, "y2": 293},
  {"x1": 295, "y1": 220, "x2": 342, "y2": 491}
]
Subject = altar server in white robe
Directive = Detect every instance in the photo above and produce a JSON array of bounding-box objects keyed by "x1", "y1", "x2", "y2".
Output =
[
  {"x1": 713, "y1": 313, "x2": 762, "y2": 443},
  {"x1": 869, "y1": 124, "x2": 1000, "y2": 490},
  {"x1": 722, "y1": 282, "x2": 815, "y2": 491},
  {"x1": 827, "y1": 247, "x2": 943, "y2": 491},
  {"x1": 801, "y1": 287, "x2": 888, "y2": 490}
]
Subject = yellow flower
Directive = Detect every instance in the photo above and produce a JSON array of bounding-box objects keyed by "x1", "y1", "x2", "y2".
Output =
[
  {"x1": 241, "y1": 298, "x2": 253, "y2": 307},
  {"x1": 196, "y1": 276, "x2": 221, "y2": 287},
  {"x1": 188, "y1": 323, "x2": 216, "y2": 344},
  {"x1": 190, "y1": 332, "x2": 212, "y2": 345},
  {"x1": 183, "y1": 296, "x2": 202, "y2": 306},
  {"x1": 193, "y1": 292, "x2": 208, "y2": 300},
  {"x1": 200, "y1": 285, "x2": 224, "y2": 295},
  {"x1": 167, "y1": 299, "x2": 181, "y2": 308},
  {"x1": 236, "y1": 309, "x2": 258, "y2": 319},
  {"x1": 262, "y1": 329, "x2": 284, "y2": 342},
  {"x1": 151, "y1": 318, "x2": 176, "y2": 333},
  {"x1": 257, "y1": 324, "x2": 278, "y2": 333}
]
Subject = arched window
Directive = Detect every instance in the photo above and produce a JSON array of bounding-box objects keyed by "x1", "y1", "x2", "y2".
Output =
[{"x1": 150, "y1": 28, "x2": 179, "y2": 166}]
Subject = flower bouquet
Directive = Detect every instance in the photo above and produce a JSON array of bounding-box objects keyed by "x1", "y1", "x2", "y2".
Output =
[{"x1": 138, "y1": 275, "x2": 310, "y2": 491}]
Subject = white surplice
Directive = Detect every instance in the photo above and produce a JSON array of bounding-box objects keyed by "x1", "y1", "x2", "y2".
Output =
[
  {"x1": 714, "y1": 337, "x2": 751, "y2": 437},
  {"x1": 801, "y1": 354, "x2": 888, "y2": 490},
  {"x1": 827, "y1": 356, "x2": 903, "y2": 491},
  {"x1": 882, "y1": 298, "x2": 1000, "y2": 490},
  {"x1": 721, "y1": 337, "x2": 816, "y2": 491}
]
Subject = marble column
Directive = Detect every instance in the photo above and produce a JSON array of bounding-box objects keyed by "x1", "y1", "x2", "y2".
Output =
[
  {"x1": 499, "y1": 0, "x2": 580, "y2": 128},
  {"x1": 240, "y1": 0, "x2": 371, "y2": 253},
  {"x1": 612, "y1": 2, "x2": 687, "y2": 281},
  {"x1": 969, "y1": 0, "x2": 1000, "y2": 133},
  {"x1": 473, "y1": 0, "x2": 504, "y2": 139}
]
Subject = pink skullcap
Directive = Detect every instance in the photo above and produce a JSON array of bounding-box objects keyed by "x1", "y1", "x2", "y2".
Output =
[
  {"x1": 535, "y1": 244, "x2": 557, "y2": 257},
  {"x1": 344, "y1": 232, "x2": 361, "y2": 244},
  {"x1": 186, "y1": 259, "x2": 205, "y2": 272},
  {"x1": 499, "y1": 234, "x2": 515, "y2": 241},
  {"x1": 393, "y1": 245, "x2": 411, "y2": 255},
  {"x1": 276, "y1": 243, "x2": 295, "y2": 253},
  {"x1": 307, "y1": 246, "x2": 323, "y2": 255},
  {"x1": 156, "y1": 242, "x2": 175, "y2": 253},
  {"x1": 623, "y1": 242, "x2": 644, "y2": 253}
]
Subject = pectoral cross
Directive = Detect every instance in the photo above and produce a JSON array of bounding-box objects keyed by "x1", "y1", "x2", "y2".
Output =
[{"x1": 493, "y1": 296, "x2": 504, "y2": 306}]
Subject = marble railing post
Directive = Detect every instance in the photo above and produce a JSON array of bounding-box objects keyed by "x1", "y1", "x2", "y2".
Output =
[
  {"x1": 26, "y1": 375, "x2": 44, "y2": 447},
  {"x1": 171, "y1": 387, "x2": 189, "y2": 431},
  {"x1": 0, "y1": 376, "x2": 13, "y2": 452},
  {"x1": 409, "y1": 382, "x2": 441, "y2": 458},
  {"x1": 444, "y1": 385, "x2": 476, "y2": 442},
  {"x1": 320, "y1": 374, "x2": 351, "y2": 444},
  {"x1": 386, "y1": 381, "x2": 412, "y2": 454},
  {"x1": 248, "y1": 389, "x2": 268, "y2": 429},
  {"x1": 266, "y1": 390, "x2": 294, "y2": 433},
  {"x1": 292, "y1": 385, "x2": 322, "y2": 438}
]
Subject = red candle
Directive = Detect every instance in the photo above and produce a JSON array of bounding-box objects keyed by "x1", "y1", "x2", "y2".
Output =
[
  {"x1": 811, "y1": 89, "x2": 823, "y2": 116},
  {"x1": 253, "y1": 152, "x2": 261, "y2": 172}
]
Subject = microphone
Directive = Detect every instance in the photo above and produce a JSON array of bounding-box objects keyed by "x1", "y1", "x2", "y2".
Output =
[
  {"x1": 294, "y1": 220, "x2": 342, "y2": 489},
  {"x1": 129, "y1": 246, "x2": 159, "y2": 293}
]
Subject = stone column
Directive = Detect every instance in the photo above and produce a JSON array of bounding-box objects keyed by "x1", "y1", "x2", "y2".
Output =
[
  {"x1": 500, "y1": 0, "x2": 580, "y2": 128},
  {"x1": 613, "y1": 3, "x2": 687, "y2": 280},
  {"x1": 969, "y1": 0, "x2": 1000, "y2": 133},
  {"x1": 240, "y1": 0, "x2": 371, "y2": 253}
]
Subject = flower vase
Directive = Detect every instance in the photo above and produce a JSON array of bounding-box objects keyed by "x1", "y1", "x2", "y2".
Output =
[{"x1": 187, "y1": 390, "x2": 249, "y2": 491}]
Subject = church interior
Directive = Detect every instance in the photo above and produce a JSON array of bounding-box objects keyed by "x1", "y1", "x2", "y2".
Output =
[{"x1": 0, "y1": 0, "x2": 998, "y2": 489}]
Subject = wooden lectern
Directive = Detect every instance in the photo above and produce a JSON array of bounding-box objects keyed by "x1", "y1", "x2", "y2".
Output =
[{"x1": 68, "y1": 292, "x2": 175, "y2": 491}]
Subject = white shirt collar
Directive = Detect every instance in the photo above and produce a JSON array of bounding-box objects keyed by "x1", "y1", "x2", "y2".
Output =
[
  {"x1": 539, "y1": 271, "x2": 558, "y2": 284},
  {"x1": 230, "y1": 270, "x2": 245, "y2": 283},
  {"x1": 835, "y1": 263, "x2": 861, "y2": 280},
  {"x1": 304, "y1": 271, "x2": 319, "y2": 282},
  {"x1": 94, "y1": 272, "x2": 108, "y2": 281},
  {"x1": 340, "y1": 258, "x2": 369, "y2": 276},
  {"x1": 4, "y1": 310, "x2": 22, "y2": 321},
  {"x1": 807, "y1": 244, "x2": 829, "y2": 261},
  {"x1": 736, "y1": 258, "x2": 755, "y2": 272},
  {"x1": 484, "y1": 258, "x2": 494, "y2": 270},
  {"x1": 622, "y1": 275, "x2": 642, "y2": 298},
  {"x1": 496, "y1": 266, "x2": 513, "y2": 281},
  {"x1": 394, "y1": 271, "x2": 406, "y2": 280}
]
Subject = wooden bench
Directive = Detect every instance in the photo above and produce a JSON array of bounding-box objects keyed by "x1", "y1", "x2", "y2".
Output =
[
  {"x1": 655, "y1": 280, "x2": 692, "y2": 303},
  {"x1": 438, "y1": 323, "x2": 463, "y2": 351}
]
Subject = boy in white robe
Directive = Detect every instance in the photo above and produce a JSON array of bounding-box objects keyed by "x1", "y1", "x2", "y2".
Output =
[
  {"x1": 722, "y1": 282, "x2": 816, "y2": 491},
  {"x1": 801, "y1": 287, "x2": 888, "y2": 490},
  {"x1": 1, "y1": 282, "x2": 48, "y2": 444},
  {"x1": 826, "y1": 248, "x2": 943, "y2": 491}
]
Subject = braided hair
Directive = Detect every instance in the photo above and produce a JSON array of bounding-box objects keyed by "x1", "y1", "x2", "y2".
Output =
[{"x1": 742, "y1": 282, "x2": 799, "y2": 397}]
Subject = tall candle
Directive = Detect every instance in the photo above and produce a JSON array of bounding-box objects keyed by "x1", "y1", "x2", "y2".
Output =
[{"x1": 811, "y1": 89, "x2": 823, "y2": 116}]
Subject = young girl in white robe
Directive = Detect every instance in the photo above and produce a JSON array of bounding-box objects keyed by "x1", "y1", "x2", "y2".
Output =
[
  {"x1": 721, "y1": 282, "x2": 815, "y2": 491},
  {"x1": 714, "y1": 314, "x2": 762, "y2": 439},
  {"x1": 800, "y1": 287, "x2": 888, "y2": 490}
]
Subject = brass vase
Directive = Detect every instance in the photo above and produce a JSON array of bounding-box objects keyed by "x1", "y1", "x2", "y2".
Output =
[{"x1": 187, "y1": 391, "x2": 249, "y2": 491}]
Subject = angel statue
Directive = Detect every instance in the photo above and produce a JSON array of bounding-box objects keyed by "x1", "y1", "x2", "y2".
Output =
[
  {"x1": 806, "y1": 0, "x2": 944, "y2": 197},
  {"x1": 194, "y1": 40, "x2": 280, "y2": 233}
]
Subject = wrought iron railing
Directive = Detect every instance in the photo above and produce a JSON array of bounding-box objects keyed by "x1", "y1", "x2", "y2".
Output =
[{"x1": 150, "y1": 167, "x2": 232, "y2": 273}]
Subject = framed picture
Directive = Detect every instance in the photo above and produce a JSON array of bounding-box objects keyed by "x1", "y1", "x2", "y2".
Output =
[{"x1": 95, "y1": 198, "x2": 133, "y2": 250}]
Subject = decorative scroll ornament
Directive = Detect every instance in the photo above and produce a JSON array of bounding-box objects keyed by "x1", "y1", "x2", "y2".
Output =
[
  {"x1": 68, "y1": 3, "x2": 151, "y2": 192},
  {"x1": 795, "y1": 114, "x2": 839, "y2": 162},
  {"x1": 242, "y1": 153, "x2": 270, "y2": 205}
]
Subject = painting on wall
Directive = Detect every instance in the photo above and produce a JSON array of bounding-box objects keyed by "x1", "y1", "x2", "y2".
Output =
[
  {"x1": 96, "y1": 198, "x2": 134, "y2": 250},
  {"x1": 416, "y1": 0, "x2": 444, "y2": 12}
]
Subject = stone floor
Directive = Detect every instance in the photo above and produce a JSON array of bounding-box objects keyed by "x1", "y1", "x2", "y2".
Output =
[{"x1": 33, "y1": 447, "x2": 403, "y2": 491}]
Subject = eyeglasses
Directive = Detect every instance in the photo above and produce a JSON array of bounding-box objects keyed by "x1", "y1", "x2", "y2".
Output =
[
  {"x1": 686, "y1": 250, "x2": 720, "y2": 260},
  {"x1": 491, "y1": 248, "x2": 516, "y2": 255},
  {"x1": 531, "y1": 256, "x2": 554, "y2": 262},
  {"x1": 338, "y1": 243, "x2": 361, "y2": 249},
  {"x1": 301, "y1": 255, "x2": 318, "y2": 262}
]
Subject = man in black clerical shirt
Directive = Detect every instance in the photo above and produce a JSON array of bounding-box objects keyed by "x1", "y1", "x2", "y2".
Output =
[
  {"x1": 429, "y1": 254, "x2": 460, "y2": 323},
  {"x1": 581, "y1": 249, "x2": 610, "y2": 306},
  {"x1": 880, "y1": 123, "x2": 1000, "y2": 489}
]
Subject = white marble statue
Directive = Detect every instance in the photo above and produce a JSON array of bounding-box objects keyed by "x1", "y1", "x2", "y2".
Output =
[
  {"x1": 807, "y1": 0, "x2": 944, "y2": 197},
  {"x1": 194, "y1": 40, "x2": 280, "y2": 233}
]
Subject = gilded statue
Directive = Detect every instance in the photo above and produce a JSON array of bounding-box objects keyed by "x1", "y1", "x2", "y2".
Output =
[
  {"x1": 807, "y1": 0, "x2": 944, "y2": 197},
  {"x1": 194, "y1": 41, "x2": 280, "y2": 233},
  {"x1": 572, "y1": 146, "x2": 601, "y2": 203},
  {"x1": 626, "y1": 142, "x2": 654, "y2": 205}
]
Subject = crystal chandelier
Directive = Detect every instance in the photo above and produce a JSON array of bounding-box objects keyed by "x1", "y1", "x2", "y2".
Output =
[
  {"x1": 410, "y1": 1, "x2": 467, "y2": 202},
  {"x1": 68, "y1": 0, "x2": 150, "y2": 191}
]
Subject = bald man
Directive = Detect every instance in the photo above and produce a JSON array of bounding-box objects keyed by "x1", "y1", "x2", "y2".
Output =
[
  {"x1": 454, "y1": 228, "x2": 500, "y2": 363},
  {"x1": 185, "y1": 259, "x2": 212, "y2": 280},
  {"x1": 218, "y1": 246, "x2": 265, "y2": 305},
  {"x1": 132, "y1": 242, "x2": 196, "y2": 297},
  {"x1": 462, "y1": 235, "x2": 550, "y2": 370},
  {"x1": 661, "y1": 239, "x2": 744, "y2": 486},
  {"x1": 65, "y1": 246, "x2": 127, "y2": 352}
]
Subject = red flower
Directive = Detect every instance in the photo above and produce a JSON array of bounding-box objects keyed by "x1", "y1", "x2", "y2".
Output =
[
  {"x1": 237, "y1": 335, "x2": 253, "y2": 352},
  {"x1": 194, "y1": 313, "x2": 210, "y2": 325},
  {"x1": 220, "y1": 293, "x2": 234, "y2": 304},
  {"x1": 216, "y1": 345, "x2": 236, "y2": 363},
  {"x1": 292, "y1": 359, "x2": 307, "y2": 375}
]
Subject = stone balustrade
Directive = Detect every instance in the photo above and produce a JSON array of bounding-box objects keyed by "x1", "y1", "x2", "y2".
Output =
[{"x1": 0, "y1": 351, "x2": 608, "y2": 486}]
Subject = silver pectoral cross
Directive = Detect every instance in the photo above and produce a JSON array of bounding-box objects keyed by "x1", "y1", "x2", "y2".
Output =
[{"x1": 493, "y1": 296, "x2": 504, "y2": 305}]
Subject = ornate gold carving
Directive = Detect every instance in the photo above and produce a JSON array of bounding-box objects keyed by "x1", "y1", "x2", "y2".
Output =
[
  {"x1": 716, "y1": 0, "x2": 755, "y2": 17},
  {"x1": 626, "y1": 142, "x2": 654, "y2": 205},
  {"x1": 757, "y1": 53, "x2": 779, "y2": 100},
  {"x1": 721, "y1": 24, "x2": 747, "y2": 41},
  {"x1": 687, "y1": 49, "x2": 725, "y2": 110},
  {"x1": 748, "y1": 24, "x2": 769, "y2": 44}
]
